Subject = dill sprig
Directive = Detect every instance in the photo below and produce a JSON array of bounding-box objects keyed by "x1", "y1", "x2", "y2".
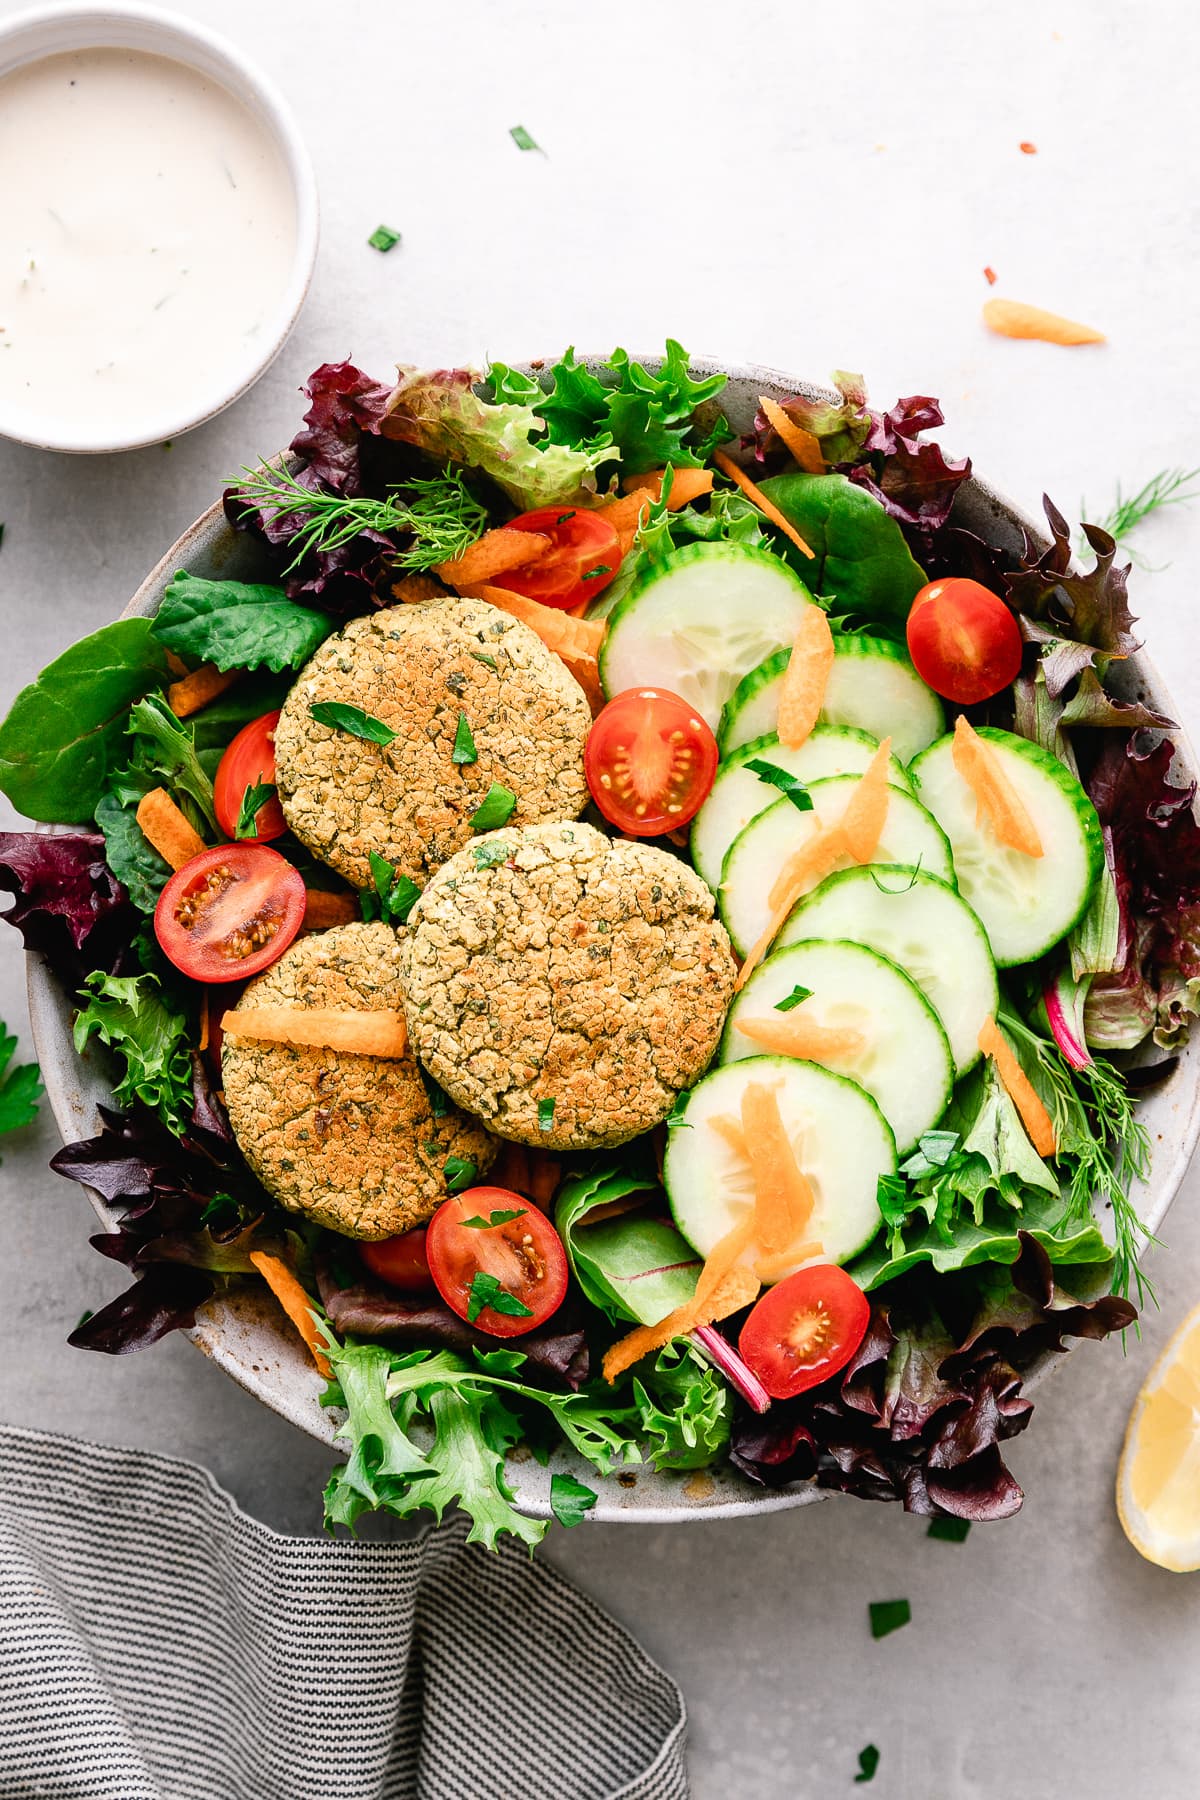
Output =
[
  {"x1": 231, "y1": 460, "x2": 488, "y2": 574},
  {"x1": 1081, "y1": 466, "x2": 1200, "y2": 547}
]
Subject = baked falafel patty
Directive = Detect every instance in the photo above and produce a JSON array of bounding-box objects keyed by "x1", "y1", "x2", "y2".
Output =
[
  {"x1": 401, "y1": 822, "x2": 737, "y2": 1150},
  {"x1": 221, "y1": 921, "x2": 496, "y2": 1238},
  {"x1": 274, "y1": 597, "x2": 591, "y2": 891}
]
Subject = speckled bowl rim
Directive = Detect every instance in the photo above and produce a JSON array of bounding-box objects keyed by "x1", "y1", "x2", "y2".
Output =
[{"x1": 26, "y1": 356, "x2": 1200, "y2": 1523}]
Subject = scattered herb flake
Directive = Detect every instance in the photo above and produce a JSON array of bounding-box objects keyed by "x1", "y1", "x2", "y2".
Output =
[
  {"x1": 368, "y1": 224, "x2": 402, "y2": 253},
  {"x1": 470, "y1": 651, "x2": 498, "y2": 671},
  {"x1": 310, "y1": 701, "x2": 397, "y2": 747},
  {"x1": 466, "y1": 1270, "x2": 534, "y2": 1324},
  {"x1": 452, "y1": 712, "x2": 478, "y2": 766},
  {"x1": 538, "y1": 1097, "x2": 556, "y2": 1133},
  {"x1": 868, "y1": 1599, "x2": 911, "y2": 1640},
  {"x1": 581, "y1": 564, "x2": 611, "y2": 580},
  {"x1": 419, "y1": 1066, "x2": 451, "y2": 1118},
  {"x1": 775, "y1": 985, "x2": 813, "y2": 1013},
  {"x1": 443, "y1": 1155, "x2": 478, "y2": 1195},
  {"x1": 550, "y1": 1471, "x2": 598, "y2": 1528},
  {"x1": 235, "y1": 781, "x2": 276, "y2": 840},
  {"x1": 460, "y1": 1208, "x2": 527, "y2": 1230},
  {"x1": 469, "y1": 782, "x2": 517, "y2": 831},
  {"x1": 360, "y1": 850, "x2": 420, "y2": 925},
  {"x1": 854, "y1": 1745, "x2": 881, "y2": 1784},
  {"x1": 472, "y1": 839, "x2": 513, "y2": 871},
  {"x1": 509, "y1": 124, "x2": 540, "y2": 152},
  {"x1": 744, "y1": 759, "x2": 813, "y2": 813},
  {"x1": 556, "y1": 511, "x2": 576, "y2": 525},
  {"x1": 927, "y1": 1516, "x2": 971, "y2": 1543}
]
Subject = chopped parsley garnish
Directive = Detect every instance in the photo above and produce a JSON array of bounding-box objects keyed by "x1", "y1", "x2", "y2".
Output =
[
  {"x1": 470, "y1": 651, "x2": 498, "y2": 671},
  {"x1": 774, "y1": 984, "x2": 812, "y2": 1012},
  {"x1": 550, "y1": 1472, "x2": 598, "y2": 1528},
  {"x1": 452, "y1": 712, "x2": 478, "y2": 765},
  {"x1": 509, "y1": 124, "x2": 540, "y2": 152},
  {"x1": 868, "y1": 1599, "x2": 911, "y2": 1640},
  {"x1": 443, "y1": 1155, "x2": 478, "y2": 1194},
  {"x1": 367, "y1": 224, "x2": 402, "y2": 253},
  {"x1": 310, "y1": 701, "x2": 397, "y2": 747},
  {"x1": 235, "y1": 781, "x2": 276, "y2": 840},
  {"x1": 466, "y1": 1271, "x2": 534, "y2": 1323},
  {"x1": 361, "y1": 850, "x2": 420, "y2": 925},
  {"x1": 0, "y1": 1022, "x2": 42, "y2": 1137},
  {"x1": 854, "y1": 1745, "x2": 881, "y2": 1784},
  {"x1": 927, "y1": 1516, "x2": 971, "y2": 1543},
  {"x1": 555, "y1": 511, "x2": 576, "y2": 525},
  {"x1": 469, "y1": 782, "x2": 517, "y2": 831},
  {"x1": 460, "y1": 1208, "x2": 527, "y2": 1229},
  {"x1": 744, "y1": 759, "x2": 813, "y2": 812},
  {"x1": 538, "y1": 1097, "x2": 556, "y2": 1132},
  {"x1": 472, "y1": 839, "x2": 513, "y2": 870},
  {"x1": 582, "y1": 564, "x2": 611, "y2": 580}
]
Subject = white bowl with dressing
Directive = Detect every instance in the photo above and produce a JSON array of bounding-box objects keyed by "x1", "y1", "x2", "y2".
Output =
[{"x1": 0, "y1": 3, "x2": 318, "y2": 454}]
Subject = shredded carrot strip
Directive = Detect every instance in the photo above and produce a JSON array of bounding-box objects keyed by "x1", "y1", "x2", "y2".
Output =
[
  {"x1": 693, "y1": 1215, "x2": 757, "y2": 1307},
  {"x1": 167, "y1": 663, "x2": 241, "y2": 719},
  {"x1": 222, "y1": 1006, "x2": 409, "y2": 1058},
  {"x1": 840, "y1": 735, "x2": 894, "y2": 863},
  {"x1": 390, "y1": 572, "x2": 448, "y2": 604},
  {"x1": 197, "y1": 989, "x2": 210, "y2": 1055},
  {"x1": 249, "y1": 1251, "x2": 332, "y2": 1377},
  {"x1": 135, "y1": 788, "x2": 206, "y2": 871},
  {"x1": 713, "y1": 449, "x2": 815, "y2": 559},
  {"x1": 952, "y1": 717, "x2": 1043, "y2": 857},
  {"x1": 758, "y1": 396, "x2": 825, "y2": 474},
  {"x1": 302, "y1": 889, "x2": 359, "y2": 931},
  {"x1": 777, "y1": 608, "x2": 835, "y2": 749},
  {"x1": 740, "y1": 1081, "x2": 815, "y2": 1253},
  {"x1": 738, "y1": 826, "x2": 850, "y2": 993},
  {"x1": 707, "y1": 1113, "x2": 750, "y2": 1160},
  {"x1": 435, "y1": 527, "x2": 550, "y2": 586},
  {"x1": 466, "y1": 583, "x2": 606, "y2": 658},
  {"x1": 978, "y1": 1017, "x2": 1057, "y2": 1157},
  {"x1": 983, "y1": 298, "x2": 1104, "y2": 346},
  {"x1": 736, "y1": 1014, "x2": 866, "y2": 1062},
  {"x1": 754, "y1": 1242, "x2": 823, "y2": 1282},
  {"x1": 620, "y1": 466, "x2": 714, "y2": 508},
  {"x1": 601, "y1": 1264, "x2": 760, "y2": 1384}
]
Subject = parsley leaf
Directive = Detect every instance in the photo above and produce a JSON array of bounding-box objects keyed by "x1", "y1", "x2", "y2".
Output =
[
  {"x1": 550, "y1": 1472, "x2": 598, "y2": 1528},
  {"x1": 855, "y1": 1745, "x2": 881, "y2": 1783},
  {"x1": 745, "y1": 759, "x2": 813, "y2": 812},
  {"x1": 466, "y1": 1271, "x2": 534, "y2": 1324},
  {"x1": 452, "y1": 712, "x2": 477, "y2": 765},
  {"x1": 310, "y1": 701, "x2": 397, "y2": 746},
  {"x1": 868, "y1": 1599, "x2": 911, "y2": 1640},
  {"x1": 775, "y1": 984, "x2": 813, "y2": 1012},
  {"x1": 0, "y1": 1024, "x2": 42, "y2": 1139},
  {"x1": 443, "y1": 1155, "x2": 478, "y2": 1195},
  {"x1": 460, "y1": 1208, "x2": 527, "y2": 1229},
  {"x1": 469, "y1": 782, "x2": 517, "y2": 830},
  {"x1": 472, "y1": 839, "x2": 512, "y2": 871},
  {"x1": 235, "y1": 781, "x2": 276, "y2": 840},
  {"x1": 927, "y1": 1516, "x2": 971, "y2": 1542},
  {"x1": 538, "y1": 1097, "x2": 556, "y2": 1132},
  {"x1": 367, "y1": 224, "x2": 401, "y2": 253},
  {"x1": 509, "y1": 124, "x2": 540, "y2": 151},
  {"x1": 360, "y1": 851, "x2": 420, "y2": 925}
]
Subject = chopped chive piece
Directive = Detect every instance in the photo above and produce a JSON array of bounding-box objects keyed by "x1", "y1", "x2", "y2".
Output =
[
  {"x1": 310, "y1": 701, "x2": 397, "y2": 746},
  {"x1": 460, "y1": 1208, "x2": 527, "y2": 1229},
  {"x1": 367, "y1": 224, "x2": 402, "y2": 253},
  {"x1": 868, "y1": 1599, "x2": 911, "y2": 1640},
  {"x1": 509, "y1": 124, "x2": 539, "y2": 151},
  {"x1": 470, "y1": 651, "x2": 498, "y2": 670},
  {"x1": 538, "y1": 1097, "x2": 556, "y2": 1133},
  {"x1": 550, "y1": 1472, "x2": 598, "y2": 1528},
  {"x1": 467, "y1": 1270, "x2": 534, "y2": 1323},
  {"x1": 774, "y1": 985, "x2": 812, "y2": 1012},
  {"x1": 235, "y1": 781, "x2": 276, "y2": 840},
  {"x1": 469, "y1": 782, "x2": 517, "y2": 831},
  {"x1": 443, "y1": 1155, "x2": 478, "y2": 1194},
  {"x1": 744, "y1": 759, "x2": 813, "y2": 812},
  {"x1": 854, "y1": 1744, "x2": 881, "y2": 1783},
  {"x1": 927, "y1": 1516, "x2": 971, "y2": 1542},
  {"x1": 452, "y1": 711, "x2": 478, "y2": 765}
]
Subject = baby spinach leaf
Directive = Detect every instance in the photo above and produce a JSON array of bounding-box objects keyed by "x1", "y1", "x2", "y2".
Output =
[
  {"x1": 152, "y1": 572, "x2": 335, "y2": 674},
  {"x1": 555, "y1": 1164, "x2": 700, "y2": 1326},
  {"x1": 94, "y1": 792, "x2": 171, "y2": 913},
  {"x1": 187, "y1": 672, "x2": 294, "y2": 753},
  {"x1": 0, "y1": 619, "x2": 170, "y2": 823},
  {"x1": 758, "y1": 472, "x2": 927, "y2": 631}
]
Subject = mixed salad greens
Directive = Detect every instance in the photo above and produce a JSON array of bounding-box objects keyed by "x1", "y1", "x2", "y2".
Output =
[{"x1": 1, "y1": 342, "x2": 1197, "y2": 1546}]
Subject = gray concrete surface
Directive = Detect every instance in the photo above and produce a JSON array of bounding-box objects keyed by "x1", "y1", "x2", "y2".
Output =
[{"x1": 2, "y1": 2, "x2": 1199, "y2": 1794}]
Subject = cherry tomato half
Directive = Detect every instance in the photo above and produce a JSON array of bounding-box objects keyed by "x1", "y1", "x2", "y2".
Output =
[
  {"x1": 361, "y1": 1228, "x2": 434, "y2": 1295},
  {"x1": 585, "y1": 687, "x2": 719, "y2": 836},
  {"x1": 906, "y1": 577, "x2": 1023, "y2": 706},
  {"x1": 154, "y1": 844, "x2": 306, "y2": 983},
  {"x1": 738, "y1": 1264, "x2": 870, "y2": 1400},
  {"x1": 214, "y1": 711, "x2": 287, "y2": 843},
  {"x1": 491, "y1": 506, "x2": 621, "y2": 612},
  {"x1": 426, "y1": 1188, "x2": 568, "y2": 1337}
]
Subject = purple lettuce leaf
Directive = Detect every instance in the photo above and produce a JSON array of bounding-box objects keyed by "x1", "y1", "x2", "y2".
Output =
[
  {"x1": 0, "y1": 831, "x2": 138, "y2": 990},
  {"x1": 68, "y1": 1264, "x2": 214, "y2": 1354},
  {"x1": 1005, "y1": 500, "x2": 1139, "y2": 696}
]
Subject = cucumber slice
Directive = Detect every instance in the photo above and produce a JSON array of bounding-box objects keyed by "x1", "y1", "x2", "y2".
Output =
[
  {"x1": 717, "y1": 635, "x2": 946, "y2": 763},
  {"x1": 779, "y1": 865, "x2": 998, "y2": 1076},
  {"x1": 719, "y1": 776, "x2": 955, "y2": 958},
  {"x1": 910, "y1": 727, "x2": 1104, "y2": 967},
  {"x1": 665, "y1": 1055, "x2": 896, "y2": 1272},
  {"x1": 599, "y1": 542, "x2": 814, "y2": 730},
  {"x1": 689, "y1": 726, "x2": 912, "y2": 893},
  {"x1": 720, "y1": 939, "x2": 954, "y2": 1156}
]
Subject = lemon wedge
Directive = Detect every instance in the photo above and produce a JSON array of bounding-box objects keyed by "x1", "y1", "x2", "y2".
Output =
[{"x1": 1117, "y1": 1300, "x2": 1200, "y2": 1571}]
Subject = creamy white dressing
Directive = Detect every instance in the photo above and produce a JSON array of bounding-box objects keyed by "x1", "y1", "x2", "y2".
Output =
[{"x1": 0, "y1": 48, "x2": 297, "y2": 444}]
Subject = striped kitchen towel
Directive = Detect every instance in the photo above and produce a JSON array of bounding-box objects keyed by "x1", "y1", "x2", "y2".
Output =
[{"x1": 0, "y1": 1426, "x2": 687, "y2": 1800}]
